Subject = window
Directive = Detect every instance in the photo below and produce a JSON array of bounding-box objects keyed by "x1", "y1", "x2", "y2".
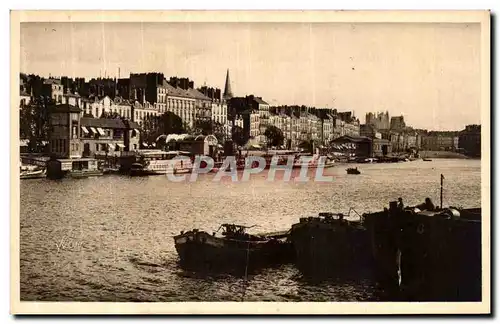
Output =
[
  {"x1": 133, "y1": 144, "x2": 137, "y2": 150},
  {"x1": 96, "y1": 143, "x2": 99, "y2": 151}
]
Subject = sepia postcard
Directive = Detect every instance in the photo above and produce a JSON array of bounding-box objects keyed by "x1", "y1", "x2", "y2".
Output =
[{"x1": 10, "y1": 10, "x2": 490, "y2": 315}]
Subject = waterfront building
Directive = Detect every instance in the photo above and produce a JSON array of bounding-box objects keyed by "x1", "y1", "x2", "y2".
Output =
[
  {"x1": 48, "y1": 103, "x2": 141, "y2": 159},
  {"x1": 331, "y1": 135, "x2": 390, "y2": 158},
  {"x1": 42, "y1": 78, "x2": 64, "y2": 104},
  {"x1": 155, "y1": 84, "x2": 168, "y2": 113},
  {"x1": 48, "y1": 103, "x2": 82, "y2": 159},
  {"x1": 79, "y1": 117, "x2": 141, "y2": 157},
  {"x1": 459, "y1": 124, "x2": 481, "y2": 157}
]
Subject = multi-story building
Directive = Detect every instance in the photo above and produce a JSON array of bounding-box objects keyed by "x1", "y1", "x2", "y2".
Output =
[
  {"x1": 48, "y1": 103, "x2": 83, "y2": 159},
  {"x1": 79, "y1": 117, "x2": 140, "y2": 156},
  {"x1": 129, "y1": 72, "x2": 165, "y2": 105},
  {"x1": 366, "y1": 111, "x2": 390, "y2": 130},
  {"x1": 390, "y1": 115, "x2": 406, "y2": 131},
  {"x1": 155, "y1": 84, "x2": 168, "y2": 114},
  {"x1": 163, "y1": 82, "x2": 197, "y2": 127},
  {"x1": 48, "y1": 102, "x2": 141, "y2": 159},
  {"x1": 421, "y1": 132, "x2": 456, "y2": 151},
  {"x1": 459, "y1": 124, "x2": 481, "y2": 157},
  {"x1": 42, "y1": 78, "x2": 64, "y2": 104},
  {"x1": 322, "y1": 114, "x2": 335, "y2": 144},
  {"x1": 250, "y1": 112, "x2": 261, "y2": 139},
  {"x1": 211, "y1": 102, "x2": 228, "y2": 126},
  {"x1": 335, "y1": 111, "x2": 360, "y2": 137},
  {"x1": 63, "y1": 90, "x2": 83, "y2": 108},
  {"x1": 111, "y1": 97, "x2": 133, "y2": 120},
  {"x1": 133, "y1": 101, "x2": 161, "y2": 127},
  {"x1": 360, "y1": 124, "x2": 382, "y2": 139}
]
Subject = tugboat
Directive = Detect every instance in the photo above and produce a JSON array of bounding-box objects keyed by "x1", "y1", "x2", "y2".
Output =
[
  {"x1": 289, "y1": 212, "x2": 373, "y2": 279},
  {"x1": 174, "y1": 223, "x2": 294, "y2": 273},
  {"x1": 346, "y1": 167, "x2": 361, "y2": 175}
]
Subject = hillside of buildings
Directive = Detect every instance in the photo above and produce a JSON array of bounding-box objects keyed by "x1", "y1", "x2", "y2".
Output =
[{"x1": 19, "y1": 72, "x2": 481, "y2": 159}]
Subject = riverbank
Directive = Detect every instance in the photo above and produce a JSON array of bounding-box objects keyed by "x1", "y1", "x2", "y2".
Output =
[{"x1": 419, "y1": 151, "x2": 473, "y2": 159}]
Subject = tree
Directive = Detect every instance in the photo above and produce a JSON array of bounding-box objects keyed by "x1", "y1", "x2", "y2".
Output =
[
  {"x1": 141, "y1": 114, "x2": 161, "y2": 144},
  {"x1": 193, "y1": 119, "x2": 226, "y2": 142},
  {"x1": 19, "y1": 96, "x2": 53, "y2": 152},
  {"x1": 264, "y1": 125, "x2": 285, "y2": 148},
  {"x1": 140, "y1": 112, "x2": 186, "y2": 144},
  {"x1": 232, "y1": 125, "x2": 249, "y2": 148},
  {"x1": 161, "y1": 112, "x2": 186, "y2": 135}
]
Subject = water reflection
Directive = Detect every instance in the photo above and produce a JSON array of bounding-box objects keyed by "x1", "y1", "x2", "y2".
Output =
[{"x1": 20, "y1": 159, "x2": 481, "y2": 301}]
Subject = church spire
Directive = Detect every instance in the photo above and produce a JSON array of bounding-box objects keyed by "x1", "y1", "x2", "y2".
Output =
[{"x1": 223, "y1": 69, "x2": 233, "y2": 99}]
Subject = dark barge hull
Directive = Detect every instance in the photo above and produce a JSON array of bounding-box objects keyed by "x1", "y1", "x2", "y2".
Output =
[
  {"x1": 174, "y1": 230, "x2": 294, "y2": 274},
  {"x1": 290, "y1": 217, "x2": 374, "y2": 280},
  {"x1": 364, "y1": 206, "x2": 482, "y2": 301}
]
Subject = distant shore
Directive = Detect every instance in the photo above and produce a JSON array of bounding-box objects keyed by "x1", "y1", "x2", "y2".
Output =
[{"x1": 419, "y1": 151, "x2": 475, "y2": 159}]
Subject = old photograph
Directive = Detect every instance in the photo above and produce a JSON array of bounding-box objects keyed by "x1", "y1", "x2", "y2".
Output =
[{"x1": 11, "y1": 10, "x2": 490, "y2": 314}]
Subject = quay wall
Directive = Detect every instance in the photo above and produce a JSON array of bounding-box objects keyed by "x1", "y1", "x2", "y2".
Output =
[{"x1": 419, "y1": 151, "x2": 471, "y2": 159}]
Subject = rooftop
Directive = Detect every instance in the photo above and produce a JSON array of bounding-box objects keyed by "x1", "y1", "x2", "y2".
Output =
[
  {"x1": 80, "y1": 117, "x2": 140, "y2": 129},
  {"x1": 50, "y1": 104, "x2": 81, "y2": 113},
  {"x1": 43, "y1": 78, "x2": 61, "y2": 85},
  {"x1": 253, "y1": 97, "x2": 269, "y2": 105}
]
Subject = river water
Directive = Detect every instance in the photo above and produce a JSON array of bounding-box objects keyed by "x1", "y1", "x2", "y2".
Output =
[{"x1": 19, "y1": 158, "x2": 481, "y2": 301}]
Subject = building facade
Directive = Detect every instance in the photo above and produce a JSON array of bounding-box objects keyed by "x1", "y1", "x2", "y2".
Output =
[{"x1": 459, "y1": 124, "x2": 481, "y2": 157}]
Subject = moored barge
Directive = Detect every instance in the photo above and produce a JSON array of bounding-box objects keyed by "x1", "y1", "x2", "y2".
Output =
[
  {"x1": 174, "y1": 224, "x2": 294, "y2": 273},
  {"x1": 289, "y1": 212, "x2": 373, "y2": 279},
  {"x1": 363, "y1": 202, "x2": 482, "y2": 301}
]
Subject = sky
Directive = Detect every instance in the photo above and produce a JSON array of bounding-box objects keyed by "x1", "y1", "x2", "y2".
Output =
[{"x1": 20, "y1": 22, "x2": 481, "y2": 130}]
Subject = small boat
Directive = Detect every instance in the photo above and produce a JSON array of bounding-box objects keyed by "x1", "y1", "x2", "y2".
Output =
[
  {"x1": 174, "y1": 223, "x2": 294, "y2": 273},
  {"x1": 102, "y1": 166, "x2": 121, "y2": 175},
  {"x1": 20, "y1": 166, "x2": 46, "y2": 179},
  {"x1": 129, "y1": 150, "x2": 192, "y2": 176},
  {"x1": 346, "y1": 167, "x2": 361, "y2": 175},
  {"x1": 423, "y1": 158, "x2": 432, "y2": 162}
]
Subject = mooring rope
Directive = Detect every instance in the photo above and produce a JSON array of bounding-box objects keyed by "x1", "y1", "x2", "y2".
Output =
[{"x1": 241, "y1": 241, "x2": 251, "y2": 301}]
